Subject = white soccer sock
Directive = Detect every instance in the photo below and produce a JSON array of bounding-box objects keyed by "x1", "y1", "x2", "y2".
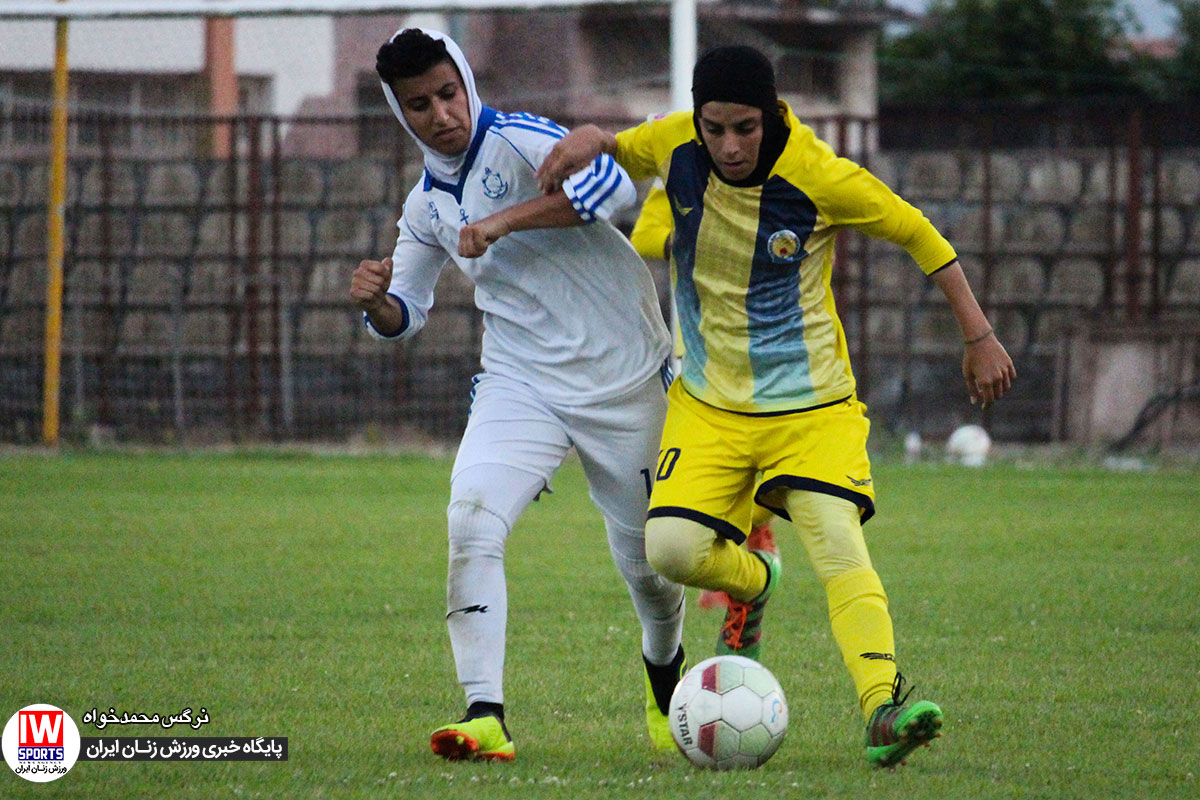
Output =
[
  {"x1": 444, "y1": 465, "x2": 544, "y2": 708},
  {"x1": 446, "y1": 499, "x2": 509, "y2": 707},
  {"x1": 607, "y1": 518, "x2": 686, "y2": 665}
]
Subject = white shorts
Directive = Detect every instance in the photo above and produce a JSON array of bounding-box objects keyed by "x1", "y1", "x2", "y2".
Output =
[{"x1": 451, "y1": 364, "x2": 671, "y2": 530}]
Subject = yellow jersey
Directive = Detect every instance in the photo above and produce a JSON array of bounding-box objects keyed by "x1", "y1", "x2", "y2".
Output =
[
  {"x1": 615, "y1": 104, "x2": 957, "y2": 414},
  {"x1": 629, "y1": 183, "x2": 673, "y2": 262}
]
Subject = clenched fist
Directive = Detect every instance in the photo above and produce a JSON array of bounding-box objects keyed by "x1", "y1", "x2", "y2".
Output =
[
  {"x1": 535, "y1": 124, "x2": 614, "y2": 195},
  {"x1": 350, "y1": 257, "x2": 394, "y2": 313},
  {"x1": 458, "y1": 217, "x2": 511, "y2": 258}
]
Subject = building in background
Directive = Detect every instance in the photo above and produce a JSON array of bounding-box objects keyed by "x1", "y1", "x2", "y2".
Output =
[
  {"x1": 341, "y1": 3, "x2": 893, "y2": 151},
  {"x1": 1, "y1": 4, "x2": 1195, "y2": 448},
  {"x1": 0, "y1": 2, "x2": 895, "y2": 156},
  {"x1": 473, "y1": 1, "x2": 887, "y2": 123},
  {"x1": 0, "y1": 14, "x2": 334, "y2": 155},
  {"x1": 0, "y1": 14, "x2": 335, "y2": 115}
]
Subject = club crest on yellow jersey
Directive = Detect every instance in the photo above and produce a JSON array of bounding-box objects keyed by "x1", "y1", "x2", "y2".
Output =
[{"x1": 768, "y1": 229, "x2": 802, "y2": 263}]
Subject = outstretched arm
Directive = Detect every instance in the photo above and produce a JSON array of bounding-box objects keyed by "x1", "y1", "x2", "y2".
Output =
[
  {"x1": 930, "y1": 261, "x2": 1016, "y2": 408},
  {"x1": 458, "y1": 190, "x2": 585, "y2": 258}
]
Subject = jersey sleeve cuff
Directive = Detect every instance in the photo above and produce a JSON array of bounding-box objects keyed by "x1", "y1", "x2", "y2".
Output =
[
  {"x1": 562, "y1": 154, "x2": 629, "y2": 223},
  {"x1": 926, "y1": 256, "x2": 959, "y2": 276},
  {"x1": 562, "y1": 170, "x2": 598, "y2": 223},
  {"x1": 915, "y1": 240, "x2": 959, "y2": 275},
  {"x1": 364, "y1": 293, "x2": 409, "y2": 339}
]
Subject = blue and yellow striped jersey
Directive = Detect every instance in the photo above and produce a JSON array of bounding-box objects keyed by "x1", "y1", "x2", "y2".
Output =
[{"x1": 616, "y1": 104, "x2": 958, "y2": 414}]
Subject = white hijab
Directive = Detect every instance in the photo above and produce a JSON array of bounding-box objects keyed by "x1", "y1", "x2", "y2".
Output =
[{"x1": 379, "y1": 28, "x2": 483, "y2": 184}]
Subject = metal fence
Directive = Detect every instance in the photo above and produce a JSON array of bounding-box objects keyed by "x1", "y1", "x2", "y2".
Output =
[
  {"x1": 2, "y1": 104, "x2": 1198, "y2": 445},
  {"x1": 876, "y1": 101, "x2": 1200, "y2": 445},
  {"x1": 1, "y1": 110, "x2": 484, "y2": 444}
]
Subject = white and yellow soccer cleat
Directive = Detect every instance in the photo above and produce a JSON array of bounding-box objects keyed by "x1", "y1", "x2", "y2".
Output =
[
  {"x1": 430, "y1": 712, "x2": 515, "y2": 762},
  {"x1": 644, "y1": 645, "x2": 687, "y2": 753}
]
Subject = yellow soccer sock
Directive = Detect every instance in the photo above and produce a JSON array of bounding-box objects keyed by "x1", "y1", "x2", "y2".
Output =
[
  {"x1": 691, "y1": 537, "x2": 767, "y2": 602},
  {"x1": 645, "y1": 517, "x2": 767, "y2": 602},
  {"x1": 825, "y1": 567, "x2": 896, "y2": 717}
]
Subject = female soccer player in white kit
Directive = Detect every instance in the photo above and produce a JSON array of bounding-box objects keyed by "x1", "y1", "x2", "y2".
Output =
[{"x1": 348, "y1": 28, "x2": 686, "y2": 762}]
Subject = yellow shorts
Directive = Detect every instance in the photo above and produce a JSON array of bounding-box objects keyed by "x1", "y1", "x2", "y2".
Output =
[{"x1": 648, "y1": 381, "x2": 875, "y2": 543}]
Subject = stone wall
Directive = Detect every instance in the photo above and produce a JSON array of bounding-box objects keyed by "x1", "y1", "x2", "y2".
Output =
[{"x1": 3, "y1": 143, "x2": 1198, "y2": 445}]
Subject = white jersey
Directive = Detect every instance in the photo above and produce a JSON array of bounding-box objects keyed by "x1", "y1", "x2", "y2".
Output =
[{"x1": 367, "y1": 108, "x2": 671, "y2": 406}]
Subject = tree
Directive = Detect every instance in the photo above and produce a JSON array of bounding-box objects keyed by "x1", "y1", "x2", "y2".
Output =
[
  {"x1": 880, "y1": 0, "x2": 1141, "y2": 103},
  {"x1": 1163, "y1": 0, "x2": 1200, "y2": 96}
]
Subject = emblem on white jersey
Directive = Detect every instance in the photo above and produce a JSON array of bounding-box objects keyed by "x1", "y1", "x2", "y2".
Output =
[
  {"x1": 428, "y1": 201, "x2": 440, "y2": 221},
  {"x1": 768, "y1": 229, "x2": 803, "y2": 263},
  {"x1": 481, "y1": 167, "x2": 509, "y2": 199}
]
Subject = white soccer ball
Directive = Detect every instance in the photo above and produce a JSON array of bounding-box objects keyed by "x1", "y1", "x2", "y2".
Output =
[
  {"x1": 946, "y1": 423, "x2": 991, "y2": 467},
  {"x1": 668, "y1": 655, "x2": 788, "y2": 770}
]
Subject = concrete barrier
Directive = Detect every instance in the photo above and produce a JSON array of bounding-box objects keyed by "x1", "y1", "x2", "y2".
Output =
[
  {"x1": 146, "y1": 164, "x2": 202, "y2": 205},
  {"x1": 278, "y1": 162, "x2": 325, "y2": 204},
  {"x1": 0, "y1": 164, "x2": 20, "y2": 205},
  {"x1": 330, "y1": 160, "x2": 388, "y2": 204},
  {"x1": 141, "y1": 212, "x2": 194, "y2": 256},
  {"x1": 1046, "y1": 258, "x2": 1104, "y2": 303},
  {"x1": 903, "y1": 154, "x2": 961, "y2": 201},
  {"x1": 1168, "y1": 259, "x2": 1200, "y2": 306},
  {"x1": 1026, "y1": 156, "x2": 1084, "y2": 204},
  {"x1": 1161, "y1": 155, "x2": 1200, "y2": 205},
  {"x1": 315, "y1": 210, "x2": 370, "y2": 252},
  {"x1": 14, "y1": 213, "x2": 46, "y2": 258},
  {"x1": 1004, "y1": 207, "x2": 1066, "y2": 247},
  {"x1": 990, "y1": 257, "x2": 1046, "y2": 300}
]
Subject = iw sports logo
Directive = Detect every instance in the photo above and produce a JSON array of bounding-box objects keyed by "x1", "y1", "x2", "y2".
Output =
[
  {"x1": 19, "y1": 709, "x2": 63, "y2": 760},
  {"x1": 2, "y1": 704, "x2": 81, "y2": 783}
]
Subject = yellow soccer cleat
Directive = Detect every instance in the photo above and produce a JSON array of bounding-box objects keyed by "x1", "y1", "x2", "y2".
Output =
[
  {"x1": 430, "y1": 712, "x2": 515, "y2": 762},
  {"x1": 644, "y1": 645, "x2": 686, "y2": 752},
  {"x1": 716, "y1": 549, "x2": 781, "y2": 662}
]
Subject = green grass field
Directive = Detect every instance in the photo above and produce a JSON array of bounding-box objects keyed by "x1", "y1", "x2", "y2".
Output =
[{"x1": 2, "y1": 451, "x2": 1197, "y2": 799}]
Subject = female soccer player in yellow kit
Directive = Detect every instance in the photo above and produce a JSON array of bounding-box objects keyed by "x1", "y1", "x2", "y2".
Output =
[
  {"x1": 531, "y1": 46, "x2": 1016, "y2": 769},
  {"x1": 629, "y1": 183, "x2": 781, "y2": 613}
]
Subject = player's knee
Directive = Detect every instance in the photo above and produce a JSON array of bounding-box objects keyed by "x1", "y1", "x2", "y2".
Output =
[
  {"x1": 644, "y1": 516, "x2": 714, "y2": 585},
  {"x1": 600, "y1": 522, "x2": 682, "y2": 611},
  {"x1": 606, "y1": 520, "x2": 654, "y2": 577},
  {"x1": 627, "y1": 566, "x2": 684, "y2": 611},
  {"x1": 446, "y1": 496, "x2": 509, "y2": 560},
  {"x1": 448, "y1": 463, "x2": 544, "y2": 532}
]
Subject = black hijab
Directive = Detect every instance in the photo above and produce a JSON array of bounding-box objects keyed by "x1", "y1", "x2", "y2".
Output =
[{"x1": 691, "y1": 45, "x2": 789, "y2": 187}]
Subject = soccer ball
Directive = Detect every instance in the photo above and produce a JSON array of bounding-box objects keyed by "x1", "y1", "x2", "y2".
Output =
[
  {"x1": 946, "y1": 423, "x2": 991, "y2": 467},
  {"x1": 668, "y1": 655, "x2": 788, "y2": 769}
]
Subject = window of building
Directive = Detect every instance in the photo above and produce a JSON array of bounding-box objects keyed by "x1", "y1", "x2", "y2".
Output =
[
  {"x1": 0, "y1": 73, "x2": 53, "y2": 150},
  {"x1": 0, "y1": 71, "x2": 274, "y2": 156},
  {"x1": 778, "y1": 51, "x2": 840, "y2": 101},
  {"x1": 356, "y1": 72, "x2": 393, "y2": 154},
  {"x1": 76, "y1": 75, "x2": 135, "y2": 149}
]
